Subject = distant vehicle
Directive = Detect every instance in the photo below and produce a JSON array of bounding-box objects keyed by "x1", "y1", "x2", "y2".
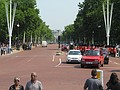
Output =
[
  {"x1": 42, "y1": 41, "x2": 47, "y2": 47},
  {"x1": 66, "y1": 50, "x2": 82, "y2": 63},
  {"x1": 101, "y1": 48, "x2": 109, "y2": 64},
  {"x1": 22, "y1": 43, "x2": 32, "y2": 50},
  {"x1": 26, "y1": 43, "x2": 32, "y2": 50},
  {"x1": 105, "y1": 45, "x2": 116, "y2": 57},
  {"x1": 81, "y1": 48, "x2": 104, "y2": 68},
  {"x1": 61, "y1": 44, "x2": 69, "y2": 51}
]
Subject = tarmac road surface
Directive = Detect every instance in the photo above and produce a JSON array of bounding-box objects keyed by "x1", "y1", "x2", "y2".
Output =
[{"x1": 0, "y1": 44, "x2": 120, "y2": 90}]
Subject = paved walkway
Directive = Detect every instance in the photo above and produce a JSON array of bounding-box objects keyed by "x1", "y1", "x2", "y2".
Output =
[{"x1": 0, "y1": 48, "x2": 23, "y2": 56}]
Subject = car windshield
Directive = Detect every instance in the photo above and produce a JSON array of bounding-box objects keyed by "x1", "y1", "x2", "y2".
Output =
[
  {"x1": 84, "y1": 50, "x2": 100, "y2": 56},
  {"x1": 68, "y1": 51, "x2": 81, "y2": 55},
  {"x1": 102, "y1": 48, "x2": 108, "y2": 54}
]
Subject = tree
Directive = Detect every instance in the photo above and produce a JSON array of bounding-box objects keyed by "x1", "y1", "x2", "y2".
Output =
[
  {"x1": 0, "y1": 0, "x2": 53, "y2": 45},
  {"x1": 62, "y1": 24, "x2": 74, "y2": 43}
]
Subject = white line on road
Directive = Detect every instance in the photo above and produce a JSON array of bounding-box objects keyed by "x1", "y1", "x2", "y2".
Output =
[
  {"x1": 114, "y1": 62, "x2": 119, "y2": 65},
  {"x1": 27, "y1": 60, "x2": 31, "y2": 62},
  {"x1": 108, "y1": 60, "x2": 120, "y2": 65},
  {"x1": 52, "y1": 55, "x2": 55, "y2": 62},
  {"x1": 55, "y1": 58, "x2": 61, "y2": 67}
]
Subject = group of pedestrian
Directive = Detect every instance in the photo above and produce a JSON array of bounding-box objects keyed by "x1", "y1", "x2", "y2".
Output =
[
  {"x1": 8, "y1": 70, "x2": 120, "y2": 90},
  {"x1": 9, "y1": 72, "x2": 43, "y2": 90},
  {"x1": 84, "y1": 69, "x2": 120, "y2": 90}
]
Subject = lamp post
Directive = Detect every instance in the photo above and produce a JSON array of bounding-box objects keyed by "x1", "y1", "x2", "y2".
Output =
[
  {"x1": 92, "y1": 31, "x2": 94, "y2": 45},
  {"x1": 98, "y1": 25, "x2": 101, "y2": 44},
  {"x1": 103, "y1": 0, "x2": 113, "y2": 45},
  {"x1": 17, "y1": 24, "x2": 20, "y2": 44},
  {"x1": 57, "y1": 30, "x2": 61, "y2": 49},
  {"x1": 5, "y1": 0, "x2": 17, "y2": 53},
  {"x1": 16, "y1": 24, "x2": 20, "y2": 50}
]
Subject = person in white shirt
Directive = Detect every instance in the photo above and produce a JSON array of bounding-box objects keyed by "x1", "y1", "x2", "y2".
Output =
[{"x1": 25, "y1": 72, "x2": 43, "y2": 90}]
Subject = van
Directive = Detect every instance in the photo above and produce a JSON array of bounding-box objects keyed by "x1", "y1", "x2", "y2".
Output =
[{"x1": 42, "y1": 41, "x2": 47, "y2": 47}]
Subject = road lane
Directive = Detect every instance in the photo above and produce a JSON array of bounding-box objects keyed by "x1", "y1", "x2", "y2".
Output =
[{"x1": 0, "y1": 44, "x2": 120, "y2": 90}]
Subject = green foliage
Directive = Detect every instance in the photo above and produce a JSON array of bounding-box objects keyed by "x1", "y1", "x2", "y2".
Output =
[
  {"x1": 0, "y1": 0, "x2": 53, "y2": 44},
  {"x1": 63, "y1": 0, "x2": 120, "y2": 45},
  {"x1": 62, "y1": 24, "x2": 74, "y2": 43}
]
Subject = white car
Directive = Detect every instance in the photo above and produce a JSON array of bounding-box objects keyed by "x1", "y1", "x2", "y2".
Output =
[{"x1": 66, "y1": 50, "x2": 82, "y2": 63}]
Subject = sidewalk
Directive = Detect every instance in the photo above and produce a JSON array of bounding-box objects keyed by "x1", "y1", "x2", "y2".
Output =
[
  {"x1": 0, "y1": 48, "x2": 23, "y2": 56},
  {"x1": 0, "y1": 45, "x2": 37, "y2": 56}
]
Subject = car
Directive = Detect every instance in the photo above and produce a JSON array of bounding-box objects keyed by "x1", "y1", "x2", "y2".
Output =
[
  {"x1": 81, "y1": 48, "x2": 104, "y2": 68},
  {"x1": 42, "y1": 41, "x2": 47, "y2": 47},
  {"x1": 61, "y1": 44, "x2": 69, "y2": 51},
  {"x1": 22, "y1": 43, "x2": 32, "y2": 50},
  {"x1": 66, "y1": 50, "x2": 82, "y2": 63},
  {"x1": 101, "y1": 48, "x2": 109, "y2": 64}
]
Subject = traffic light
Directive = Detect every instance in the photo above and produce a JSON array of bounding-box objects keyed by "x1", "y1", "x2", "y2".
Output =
[
  {"x1": 58, "y1": 36, "x2": 60, "y2": 41},
  {"x1": 58, "y1": 36, "x2": 60, "y2": 48}
]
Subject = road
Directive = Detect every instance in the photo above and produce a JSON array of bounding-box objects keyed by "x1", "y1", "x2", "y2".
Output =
[{"x1": 0, "y1": 44, "x2": 120, "y2": 90}]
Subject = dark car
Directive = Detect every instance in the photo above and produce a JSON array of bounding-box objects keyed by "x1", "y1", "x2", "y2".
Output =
[
  {"x1": 22, "y1": 43, "x2": 32, "y2": 50},
  {"x1": 102, "y1": 48, "x2": 109, "y2": 64}
]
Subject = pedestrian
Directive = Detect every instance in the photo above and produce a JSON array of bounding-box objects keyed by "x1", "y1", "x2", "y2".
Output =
[
  {"x1": 9, "y1": 76, "x2": 24, "y2": 90},
  {"x1": 25, "y1": 72, "x2": 43, "y2": 90},
  {"x1": 106, "y1": 72, "x2": 120, "y2": 90},
  {"x1": 84, "y1": 69, "x2": 103, "y2": 90}
]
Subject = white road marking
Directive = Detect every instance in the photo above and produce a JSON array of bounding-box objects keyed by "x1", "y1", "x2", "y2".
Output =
[
  {"x1": 55, "y1": 58, "x2": 62, "y2": 67},
  {"x1": 27, "y1": 60, "x2": 31, "y2": 62},
  {"x1": 109, "y1": 60, "x2": 112, "y2": 62},
  {"x1": 114, "y1": 62, "x2": 119, "y2": 65},
  {"x1": 52, "y1": 55, "x2": 55, "y2": 61},
  {"x1": 108, "y1": 60, "x2": 120, "y2": 65}
]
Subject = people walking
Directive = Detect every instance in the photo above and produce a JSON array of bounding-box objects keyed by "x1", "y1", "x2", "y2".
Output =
[
  {"x1": 25, "y1": 72, "x2": 43, "y2": 90},
  {"x1": 106, "y1": 72, "x2": 120, "y2": 90},
  {"x1": 9, "y1": 77, "x2": 24, "y2": 90},
  {"x1": 84, "y1": 69, "x2": 103, "y2": 90}
]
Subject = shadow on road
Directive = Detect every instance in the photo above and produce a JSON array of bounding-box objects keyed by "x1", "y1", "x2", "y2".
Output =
[
  {"x1": 110, "y1": 70, "x2": 120, "y2": 72},
  {"x1": 74, "y1": 65, "x2": 99, "y2": 69},
  {"x1": 48, "y1": 49, "x2": 58, "y2": 50}
]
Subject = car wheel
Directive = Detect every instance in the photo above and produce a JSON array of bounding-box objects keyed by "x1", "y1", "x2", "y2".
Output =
[
  {"x1": 97, "y1": 63, "x2": 100, "y2": 69},
  {"x1": 66, "y1": 62, "x2": 69, "y2": 64},
  {"x1": 101, "y1": 63, "x2": 104, "y2": 67},
  {"x1": 106, "y1": 60, "x2": 109, "y2": 64}
]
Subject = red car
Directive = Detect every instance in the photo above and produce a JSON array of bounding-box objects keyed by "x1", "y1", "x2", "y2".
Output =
[
  {"x1": 81, "y1": 48, "x2": 104, "y2": 68},
  {"x1": 61, "y1": 44, "x2": 69, "y2": 51}
]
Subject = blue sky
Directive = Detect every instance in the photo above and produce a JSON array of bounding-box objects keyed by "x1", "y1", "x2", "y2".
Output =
[{"x1": 36, "y1": 0, "x2": 84, "y2": 31}]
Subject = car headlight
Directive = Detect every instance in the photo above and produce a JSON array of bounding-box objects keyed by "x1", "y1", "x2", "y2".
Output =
[
  {"x1": 67, "y1": 57, "x2": 71, "y2": 60},
  {"x1": 78, "y1": 57, "x2": 82, "y2": 60}
]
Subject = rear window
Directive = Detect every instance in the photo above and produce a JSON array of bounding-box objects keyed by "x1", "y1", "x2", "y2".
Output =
[
  {"x1": 84, "y1": 50, "x2": 100, "y2": 56},
  {"x1": 68, "y1": 51, "x2": 81, "y2": 55}
]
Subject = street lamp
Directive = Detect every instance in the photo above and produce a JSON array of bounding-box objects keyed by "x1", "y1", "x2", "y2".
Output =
[
  {"x1": 17, "y1": 24, "x2": 20, "y2": 41},
  {"x1": 16, "y1": 24, "x2": 20, "y2": 50},
  {"x1": 57, "y1": 30, "x2": 61, "y2": 49},
  {"x1": 98, "y1": 25, "x2": 101, "y2": 44},
  {"x1": 92, "y1": 31, "x2": 94, "y2": 45}
]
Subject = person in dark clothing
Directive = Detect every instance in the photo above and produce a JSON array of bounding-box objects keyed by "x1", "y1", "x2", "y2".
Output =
[
  {"x1": 84, "y1": 69, "x2": 103, "y2": 90},
  {"x1": 9, "y1": 77, "x2": 24, "y2": 90},
  {"x1": 106, "y1": 72, "x2": 120, "y2": 90}
]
